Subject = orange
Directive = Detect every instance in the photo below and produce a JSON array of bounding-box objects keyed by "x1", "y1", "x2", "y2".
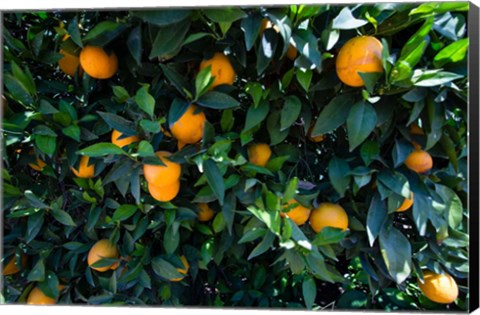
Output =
[
  {"x1": 197, "y1": 203, "x2": 215, "y2": 222},
  {"x1": 404, "y1": 149, "x2": 433, "y2": 173},
  {"x1": 169, "y1": 104, "x2": 206, "y2": 149},
  {"x1": 336, "y1": 36, "x2": 384, "y2": 87},
  {"x1": 26, "y1": 287, "x2": 56, "y2": 305},
  {"x1": 87, "y1": 239, "x2": 119, "y2": 272},
  {"x1": 170, "y1": 255, "x2": 190, "y2": 282},
  {"x1": 396, "y1": 192, "x2": 414, "y2": 212},
  {"x1": 286, "y1": 44, "x2": 297, "y2": 60},
  {"x1": 79, "y1": 46, "x2": 118, "y2": 79},
  {"x1": 148, "y1": 180, "x2": 180, "y2": 202},
  {"x1": 307, "y1": 125, "x2": 325, "y2": 143},
  {"x1": 418, "y1": 270, "x2": 458, "y2": 304},
  {"x1": 248, "y1": 143, "x2": 272, "y2": 167},
  {"x1": 111, "y1": 129, "x2": 139, "y2": 149},
  {"x1": 2, "y1": 254, "x2": 27, "y2": 276},
  {"x1": 29, "y1": 157, "x2": 47, "y2": 172},
  {"x1": 58, "y1": 49, "x2": 81, "y2": 76},
  {"x1": 199, "y1": 52, "x2": 235, "y2": 89},
  {"x1": 143, "y1": 151, "x2": 181, "y2": 188},
  {"x1": 280, "y1": 199, "x2": 311, "y2": 226},
  {"x1": 309, "y1": 203, "x2": 349, "y2": 233},
  {"x1": 409, "y1": 123, "x2": 424, "y2": 136},
  {"x1": 71, "y1": 155, "x2": 95, "y2": 178}
]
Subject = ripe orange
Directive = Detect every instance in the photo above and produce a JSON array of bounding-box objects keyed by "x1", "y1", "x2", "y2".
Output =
[
  {"x1": 280, "y1": 199, "x2": 311, "y2": 226},
  {"x1": 336, "y1": 36, "x2": 384, "y2": 87},
  {"x1": 170, "y1": 255, "x2": 190, "y2": 282},
  {"x1": 307, "y1": 125, "x2": 325, "y2": 143},
  {"x1": 169, "y1": 104, "x2": 206, "y2": 149},
  {"x1": 396, "y1": 192, "x2": 414, "y2": 212},
  {"x1": 310, "y1": 203, "x2": 349, "y2": 233},
  {"x1": 79, "y1": 46, "x2": 118, "y2": 79},
  {"x1": 29, "y1": 157, "x2": 47, "y2": 172},
  {"x1": 199, "y1": 52, "x2": 235, "y2": 89},
  {"x1": 197, "y1": 203, "x2": 215, "y2": 222},
  {"x1": 247, "y1": 143, "x2": 272, "y2": 167},
  {"x1": 58, "y1": 50, "x2": 81, "y2": 77},
  {"x1": 2, "y1": 254, "x2": 27, "y2": 276},
  {"x1": 26, "y1": 287, "x2": 56, "y2": 305},
  {"x1": 286, "y1": 44, "x2": 297, "y2": 60},
  {"x1": 418, "y1": 270, "x2": 459, "y2": 304},
  {"x1": 71, "y1": 155, "x2": 95, "y2": 178},
  {"x1": 404, "y1": 149, "x2": 433, "y2": 173},
  {"x1": 148, "y1": 180, "x2": 180, "y2": 202},
  {"x1": 87, "y1": 239, "x2": 119, "y2": 272},
  {"x1": 143, "y1": 151, "x2": 181, "y2": 188},
  {"x1": 111, "y1": 129, "x2": 139, "y2": 149}
]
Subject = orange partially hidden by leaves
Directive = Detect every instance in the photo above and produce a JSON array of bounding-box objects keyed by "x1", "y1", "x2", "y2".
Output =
[
  {"x1": 396, "y1": 192, "x2": 414, "y2": 212},
  {"x1": 404, "y1": 149, "x2": 433, "y2": 173},
  {"x1": 148, "y1": 180, "x2": 180, "y2": 202},
  {"x1": 248, "y1": 143, "x2": 272, "y2": 167},
  {"x1": 197, "y1": 203, "x2": 215, "y2": 222},
  {"x1": 111, "y1": 129, "x2": 139, "y2": 149},
  {"x1": 199, "y1": 52, "x2": 235, "y2": 89},
  {"x1": 418, "y1": 270, "x2": 459, "y2": 304},
  {"x1": 71, "y1": 155, "x2": 95, "y2": 178},
  {"x1": 27, "y1": 287, "x2": 57, "y2": 305},
  {"x1": 169, "y1": 105, "x2": 206, "y2": 149},
  {"x1": 280, "y1": 199, "x2": 311, "y2": 226},
  {"x1": 58, "y1": 49, "x2": 81, "y2": 77},
  {"x1": 29, "y1": 157, "x2": 47, "y2": 172},
  {"x1": 170, "y1": 255, "x2": 190, "y2": 282},
  {"x1": 409, "y1": 123, "x2": 425, "y2": 136},
  {"x1": 2, "y1": 254, "x2": 27, "y2": 276},
  {"x1": 79, "y1": 45, "x2": 118, "y2": 79},
  {"x1": 286, "y1": 44, "x2": 297, "y2": 60},
  {"x1": 310, "y1": 203, "x2": 349, "y2": 233},
  {"x1": 143, "y1": 151, "x2": 181, "y2": 188},
  {"x1": 336, "y1": 36, "x2": 384, "y2": 87},
  {"x1": 87, "y1": 239, "x2": 119, "y2": 272},
  {"x1": 307, "y1": 125, "x2": 325, "y2": 143}
]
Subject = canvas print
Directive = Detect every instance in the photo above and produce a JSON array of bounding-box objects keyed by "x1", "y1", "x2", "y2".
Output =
[{"x1": 1, "y1": 2, "x2": 474, "y2": 312}]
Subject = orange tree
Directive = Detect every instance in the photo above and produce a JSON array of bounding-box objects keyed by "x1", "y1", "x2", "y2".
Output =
[{"x1": 1, "y1": 3, "x2": 470, "y2": 310}]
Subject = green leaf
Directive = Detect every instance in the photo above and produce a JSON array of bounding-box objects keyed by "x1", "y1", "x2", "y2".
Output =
[
  {"x1": 296, "y1": 68, "x2": 312, "y2": 92},
  {"x1": 358, "y1": 72, "x2": 383, "y2": 94},
  {"x1": 360, "y1": 140, "x2": 379, "y2": 166},
  {"x1": 97, "y1": 111, "x2": 136, "y2": 136},
  {"x1": 140, "y1": 119, "x2": 160, "y2": 134},
  {"x1": 433, "y1": 38, "x2": 468, "y2": 68},
  {"x1": 328, "y1": 156, "x2": 350, "y2": 198},
  {"x1": 27, "y1": 259, "x2": 45, "y2": 282},
  {"x1": 311, "y1": 94, "x2": 354, "y2": 136},
  {"x1": 283, "y1": 177, "x2": 298, "y2": 202},
  {"x1": 366, "y1": 193, "x2": 388, "y2": 246},
  {"x1": 256, "y1": 28, "x2": 278, "y2": 75},
  {"x1": 132, "y1": 10, "x2": 192, "y2": 26},
  {"x1": 412, "y1": 70, "x2": 463, "y2": 87},
  {"x1": 164, "y1": 225, "x2": 180, "y2": 254},
  {"x1": 197, "y1": 91, "x2": 240, "y2": 109},
  {"x1": 38, "y1": 271, "x2": 60, "y2": 300},
  {"x1": 221, "y1": 109, "x2": 234, "y2": 132},
  {"x1": 222, "y1": 192, "x2": 236, "y2": 235},
  {"x1": 267, "y1": 110, "x2": 289, "y2": 146},
  {"x1": 239, "y1": 227, "x2": 267, "y2": 244},
  {"x1": 302, "y1": 277, "x2": 316, "y2": 309},
  {"x1": 35, "y1": 135, "x2": 56, "y2": 157},
  {"x1": 78, "y1": 143, "x2": 126, "y2": 157},
  {"x1": 203, "y1": 8, "x2": 247, "y2": 23},
  {"x1": 379, "y1": 226, "x2": 412, "y2": 284},
  {"x1": 135, "y1": 85, "x2": 155, "y2": 118},
  {"x1": 83, "y1": 21, "x2": 127, "y2": 46},
  {"x1": 247, "y1": 231, "x2": 275, "y2": 260},
  {"x1": 313, "y1": 227, "x2": 347, "y2": 246},
  {"x1": 112, "y1": 204, "x2": 138, "y2": 222},
  {"x1": 4, "y1": 74, "x2": 34, "y2": 106},
  {"x1": 127, "y1": 26, "x2": 142, "y2": 65},
  {"x1": 51, "y1": 209, "x2": 76, "y2": 226},
  {"x1": 377, "y1": 170, "x2": 410, "y2": 199},
  {"x1": 245, "y1": 82, "x2": 263, "y2": 108},
  {"x1": 436, "y1": 185, "x2": 463, "y2": 229},
  {"x1": 280, "y1": 96, "x2": 301, "y2": 131},
  {"x1": 346, "y1": 101, "x2": 377, "y2": 151},
  {"x1": 149, "y1": 19, "x2": 191, "y2": 59},
  {"x1": 62, "y1": 125, "x2": 81, "y2": 142},
  {"x1": 332, "y1": 7, "x2": 368, "y2": 29},
  {"x1": 243, "y1": 100, "x2": 269, "y2": 132},
  {"x1": 151, "y1": 257, "x2": 185, "y2": 279},
  {"x1": 195, "y1": 65, "x2": 214, "y2": 99},
  {"x1": 336, "y1": 290, "x2": 369, "y2": 309},
  {"x1": 159, "y1": 64, "x2": 192, "y2": 98},
  {"x1": 204, "y1": 159, "x2": 225, "y2": 205},
  {"x1": 241, "y1": 13, "x2": 262, "y2": 51},
  {"x1": 168, "y1": 98, "x2": 190, "y2": 127},
  {"x1": 67, "y1": 16, "x2": 83, "y2": 48}
]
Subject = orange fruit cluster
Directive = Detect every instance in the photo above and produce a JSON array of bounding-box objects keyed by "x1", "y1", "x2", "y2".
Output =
[
  {"x1": 87, "y1": 239, "x2": 120, "y2": 272},
  {"x1": 143, "y1": 151, "x2": 181, "y2": 202}
]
